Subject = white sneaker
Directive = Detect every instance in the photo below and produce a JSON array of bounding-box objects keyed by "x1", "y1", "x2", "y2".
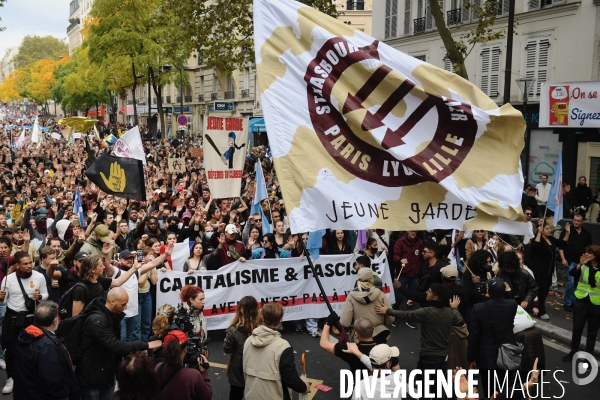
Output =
[
  {"x1": 0, "y1": 359, "x2": 5, "y2": 370},
  {"x1": 540, "y1": 314, "x2": 550, "y2": 320},
  {"x1": 2, "y1": 378, "x2": 13, "y2": 394}
]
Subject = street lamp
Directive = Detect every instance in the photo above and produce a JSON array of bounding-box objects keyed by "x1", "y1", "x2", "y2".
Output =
[{"x1": 516, "y1": 78, "x2": 536, "y2": 182}]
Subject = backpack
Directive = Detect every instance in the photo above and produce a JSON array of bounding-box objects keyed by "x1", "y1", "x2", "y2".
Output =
[
  {"x1": 55, "y1": 309, "x2": 95, "y2": 365},
  {"x1": 58, "y1": 282, "x2": 89, "y2": 321}
]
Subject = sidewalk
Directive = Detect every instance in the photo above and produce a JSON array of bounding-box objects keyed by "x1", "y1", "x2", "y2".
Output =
[{"x1": 532, "y1": 281, "x2": 600, "y2": 357}]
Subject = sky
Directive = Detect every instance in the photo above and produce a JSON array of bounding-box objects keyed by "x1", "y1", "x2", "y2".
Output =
[{"x1": 0, "y1": 0, "x2": 72, "y2": 57}]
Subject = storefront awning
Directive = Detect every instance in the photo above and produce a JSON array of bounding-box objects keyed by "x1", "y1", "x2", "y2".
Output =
[{"x1": 249, "y1": 117, "x2": 266, "y2": 133}]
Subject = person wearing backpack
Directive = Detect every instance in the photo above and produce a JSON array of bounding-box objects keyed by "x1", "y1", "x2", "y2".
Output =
[
  {"x1": 77, "y1": 287, "x2": 162, "y2": 400},
  {"x1": 0, "y1": 251, "x2": 49, "y2": 394},
  {"x1": 14, "y1": 300, "x2": 80, "y2": 400}
]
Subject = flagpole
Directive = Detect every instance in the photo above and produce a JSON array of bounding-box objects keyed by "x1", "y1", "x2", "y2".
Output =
[{"x1": 299, "y1": 238, "x2": 335, "y2": 315}]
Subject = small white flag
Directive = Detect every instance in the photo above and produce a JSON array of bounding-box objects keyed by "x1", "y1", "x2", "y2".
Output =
[{"x1": 113, "y1": 126, "x2": 147, "y2": 165}]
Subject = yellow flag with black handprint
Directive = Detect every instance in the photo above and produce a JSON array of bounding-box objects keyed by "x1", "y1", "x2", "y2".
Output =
[{"x1": 85, "y1": 155, "x2": 146, "y2": 200}]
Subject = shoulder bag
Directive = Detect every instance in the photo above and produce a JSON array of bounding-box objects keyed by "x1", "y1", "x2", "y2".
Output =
[
  {"x1": 16, "y1": 276, "x2": 36, "y2": 313},
  {"x1": 484, "y1": 301, "x2": 523, "y2": 371}
]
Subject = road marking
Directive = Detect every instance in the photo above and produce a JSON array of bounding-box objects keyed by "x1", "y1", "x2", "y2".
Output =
[
  {"x1": 543, "y1": 338, "x2": 569, "y2": 354},
  {"x1": 211, "y1": 361, "x2": 324, "y2": 399}
]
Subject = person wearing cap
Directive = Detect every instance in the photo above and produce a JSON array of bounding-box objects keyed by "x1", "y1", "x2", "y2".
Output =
[
  {"x1": 21, "y1": 203, "x2": 50, "y2": 251},
  {"x1": 8, "y1": 226, "x2": 37, "y2": 262},
  {"x1": 355, "y1": 344, "x2": 401, "y2": 400},
  {"x1": 243, "y1": 302, "x2": 310, "y2": 400},
  {"x1": 521, "y1": 184, "x2": 540, "y2": 218},
  {"x1": 77, "y1": 288, "x2": 163, "y2": 400},
  {"x1": 375, "y1": 284, "x2": 463, "y2": 398},
  {"x1": 210, "y1": 223, "x2": 246, "y2": 268},
  {"x1": 154, "y1": 329, "x2": 212, "y2": 400},
  {"x1": 340, "y1": 268, "x2": 395, "y2": 344},
  {"x1": 354, "y1": 255, "x2": 382, "y2": 290},
  {"x1": 80, "y1": 224, "x2": 115, "y2": 259},
  {"x1": 467, "y1": 278, "x2": 519, "y2": 399},
  {"x1": 47, "y1": 251, "x2": 89, "y2": 297}
]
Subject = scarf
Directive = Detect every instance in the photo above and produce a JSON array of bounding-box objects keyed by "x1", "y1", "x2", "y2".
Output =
[
  {"x1": 64, "y1": 227, "x2": 74, "y2": 242},
  {"x1": 35, "y1": 220, "x2": 47, "y2": 234},
  {"x1": 69, "y1": 266, "x2": 80, "y2": 278},
  {"x1": 16, "y1": 269, "x2": 32, "y2": 279}
]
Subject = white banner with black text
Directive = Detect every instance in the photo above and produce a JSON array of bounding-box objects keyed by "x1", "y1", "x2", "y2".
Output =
[{"x1": 156, "y1": 253, "x2": 394, "y2": 331}]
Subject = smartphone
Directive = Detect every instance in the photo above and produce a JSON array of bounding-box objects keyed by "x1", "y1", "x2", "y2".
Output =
[{"x1": 137, "y1": 249, "x2": 144, "y2": 262}]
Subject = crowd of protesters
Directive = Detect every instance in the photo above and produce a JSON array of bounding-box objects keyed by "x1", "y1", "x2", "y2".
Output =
[{"x1": 0, "y1": 108, "x2": 598, "y2": 400}]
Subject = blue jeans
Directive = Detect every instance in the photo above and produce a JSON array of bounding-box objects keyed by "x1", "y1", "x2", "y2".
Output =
[
  {"x1": 138, "y1": 292, "x2": 153, "y2": 341},
  {"x1": 81, "y1": 384, "x2": 115, "y2": 400},
  {"x1": 395, "y1": 276, "x2": 419, "y2": 311},
  {"x1": 121, "y1": 315, "x2": 140, "y2": 342},
  {"x1": 306, "y1": 318, "x2": 318, "y2": 333},
  {"x1": 564, "y1": 262, "x2": 577, "y2": 306}
]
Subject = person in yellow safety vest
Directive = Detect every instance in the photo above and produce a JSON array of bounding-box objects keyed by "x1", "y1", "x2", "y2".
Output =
[{"x1": 562, "y1": 245, "x2": 600, "y2": 362}]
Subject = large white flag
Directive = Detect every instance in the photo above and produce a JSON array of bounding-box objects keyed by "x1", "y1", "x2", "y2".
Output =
[
  {"x1": 31, "y1": 116, "x2": 41, "y2": 144},
  {"x1": 15, "y1": 128, "x2": 26, "y2": 148},
  {"x1": 254, "y1": 0, "x2": 531, "y2": 236},
  {"x1": 113, "y1": 126, "x2": 147, "y2": 165}
]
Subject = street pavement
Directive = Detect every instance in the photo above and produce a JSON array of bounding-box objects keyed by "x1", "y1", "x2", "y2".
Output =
[{"x1": 0, "y1": 303, "x2": 598, "y2": 399}]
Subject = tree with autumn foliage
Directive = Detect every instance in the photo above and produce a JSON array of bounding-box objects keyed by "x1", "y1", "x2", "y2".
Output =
[
  {"x1": 25, "y1": 57, "x2": 67, "y2": 110},
  {"x1": 164, "y1": 0, "x2": 339, "y2": 76},
  {"x1": 0, "y1": 75, "x2": 19, "y2": 103}
]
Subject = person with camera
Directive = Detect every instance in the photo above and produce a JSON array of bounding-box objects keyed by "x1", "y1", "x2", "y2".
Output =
[
  {"x1": 179, "y1": 285, "x2": 207, "y2": 342},
  {"x1": 154, "y1": 329, "x2": 212, "y2": 400}
]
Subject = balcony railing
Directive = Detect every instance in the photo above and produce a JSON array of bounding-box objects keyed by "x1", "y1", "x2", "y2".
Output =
[
  {"x1": 413, "y1": 17, "x2": 426, "y2": 34},
  {"x1": 447, "y1": 9, "x2": 461, "y2": 25},
  {"x1": 184, "y1": 95, "x2": 192, "y2": 103},
  {"x1": 198, "y1": 94, "x2": 204, "y2": 102},
  {"x1": 211, "y1": 93, "x2": 218, "y2": 100},
  {"x1": 224, "y1": 91, "x2": 235, "y2": 99},
  {"x1": 241, "y1": 89, "x2": 250, "y2": 98},
  {"x1": 166, "y1": 96, "x2": 171, "y2": 103},
  {"x1": 346, "y1": 1, "x2": 365, "y2": 10},
  {"x1": 67, "y1": 18, "x2": 80, "y2": 34}
]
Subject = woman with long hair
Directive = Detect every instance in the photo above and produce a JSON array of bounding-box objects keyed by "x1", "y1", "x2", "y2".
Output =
[
  {"x1": 529, "y1": 222, "x2": 557, "y2": 320},
  {"x1": 180, "y1": 285, "x2": 207, "y2": 341},
  {"x1": 183, "y1": 242, "x2": 209, "y2": 273},
  {"x1": 155, "y1": 330, "x2": 212, "y2": 400},
  {"x1": 328, "y1": 230, "x2": 352, "y2": 255},
  {"x1": 244, "y1": 226, "x2": 262, "y2": 251},
  {"x1": 111, "y1": 352, "x2": 160, "y2": 400},
  {"x1": 465, "y1": 230, "x2": 490, "y2": 262},
  {"x1": 223, "y1": 296, "x2": 261, "y2": 400},
  {"x1": 148, "y1": 304, "x2": 177, "y2": 363},
  {"x1": 250, "y1": 233, "x2": 291, "y2": 259}
]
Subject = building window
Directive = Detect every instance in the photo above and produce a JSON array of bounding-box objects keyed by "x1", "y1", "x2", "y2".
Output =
[
  {"x1": 443, "y1": 55, "x2": 455, "y2": 73},
  {"x1": 385, "y1": 0, "x2": 398, "y2": 39},
  {"x1": 461, "y1": 0, "x2": 481, "y2": 24},
  {"x1": 524, "y1": 36, "x2": 551, "y2": 101},
  {"x1": 346, "y1": 1, "x2": 365, "y2": 10},
  {"x1": 529, "y1": 0, "x2": 565, "y2": 11},
  {"x1": 243, "y1": 68, "x2": 250, "y2": 90},
  {"x1": 412, "y1": 54, "x2": 427, "y2": 62},
  {"x1": 479, "y1": 44, "x2": 501, "y2": 99}
]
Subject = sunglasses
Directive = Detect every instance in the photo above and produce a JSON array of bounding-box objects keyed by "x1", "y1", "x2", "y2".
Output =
[
  {"x1": 474, "y1": 230, "x2": 484, "y2": 233},
  {"x1": 524, "y1": 213, "x2": 532, "y2": 216}
]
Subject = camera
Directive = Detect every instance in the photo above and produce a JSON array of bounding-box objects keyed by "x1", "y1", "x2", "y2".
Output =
[
  {"x1": 175, "y1": 303, "x2": 210, "y2": 370},
  {"x1": 137, "y1": 249, "x2": 143, "y2": 262}
]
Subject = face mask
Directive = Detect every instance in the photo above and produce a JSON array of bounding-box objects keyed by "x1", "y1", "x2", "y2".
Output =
[{"x1": 205, "y1": 232, "x2": 213, "y2": 239}]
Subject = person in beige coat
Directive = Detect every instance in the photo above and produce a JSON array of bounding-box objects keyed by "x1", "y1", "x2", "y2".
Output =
[{"x1": 340, "y1": 268, "x2": 394, "y2": 344}]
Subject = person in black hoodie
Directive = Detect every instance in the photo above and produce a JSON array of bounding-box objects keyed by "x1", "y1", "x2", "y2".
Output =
[
  {"x1": 529, "y1": 223, "x2": 557, "y2": 320},
  {"x1": 14, "y1": 301, "x2": 80, "y2": 400},
  {"x1": 495, "y1": 251, "x2": 538, "y2": 313},
  {"x1": 77, "y1": 288, "x2": 162, "y2": 400},
  {"x1": 573, "y1": 176, "x2": 593, "y2": 213}
]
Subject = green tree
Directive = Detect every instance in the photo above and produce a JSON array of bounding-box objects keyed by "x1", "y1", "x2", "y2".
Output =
[
  {"x1": 430, "y1": 0, "x2": 514, "y2": 81},
  {"x1": 13, "y1": 35, "x2": 68, "y2": 68},
  {"x1": 165, "y1": 0, "x2": 339, "y2": 76},
  {"x1": 86, "y1": 0, "x2": 190, "y2": 133}
]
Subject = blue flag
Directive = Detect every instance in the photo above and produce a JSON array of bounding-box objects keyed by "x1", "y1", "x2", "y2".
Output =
[
  {"x1": 307, "y1": 230, "x2": 325, "y2": 261},
  {"x1": 250, "y1": 160, "x2": 271, "y2": 235},
  {"x1": 74, "y1": 186, "x2": 87, "y2": 228},
  {"x1": 546, "y1": 153, "x2": 563, "y2": 226}
]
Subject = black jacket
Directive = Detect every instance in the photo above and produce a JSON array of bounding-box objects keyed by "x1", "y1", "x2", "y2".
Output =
[
  {"x1": 14, "y1": 325, "x2": 80, "y2": 400},
  {"x1": 574, "y1": 184, "x2": 593, "y2": 209},
  {"x1": 529, "y1": 237, "x2": 557, "y2": 279},
  {"x1": 496, "y1": 268, "x2": 538, "y2": 304},
  {"x1": 468, "y1": 298, "x2": 518, "y2": 369},
  {"x1": 76, "y1": 298, "x2": 149, "y2": 388}
]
